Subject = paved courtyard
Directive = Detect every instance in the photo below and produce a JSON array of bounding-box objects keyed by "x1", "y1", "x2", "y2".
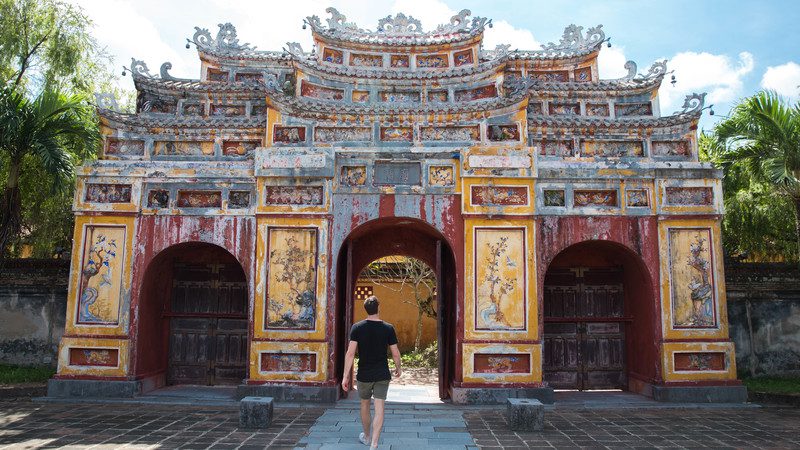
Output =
[{"x1": 1, "y1": 397, "x2": 799, "y2": 449}]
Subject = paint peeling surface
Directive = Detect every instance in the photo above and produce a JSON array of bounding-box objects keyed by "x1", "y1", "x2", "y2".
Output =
[{"x1": 55, "y1": 7, "x2": 738, "y2": 396}]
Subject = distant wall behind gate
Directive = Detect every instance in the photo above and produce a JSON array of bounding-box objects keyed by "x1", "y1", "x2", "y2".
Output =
[
  {"x1": 2, "y1": 259, "x2": 799, "y2": 377},
  {"x1": 0, "y1": 260, "x2": 69, "y2": 366}
]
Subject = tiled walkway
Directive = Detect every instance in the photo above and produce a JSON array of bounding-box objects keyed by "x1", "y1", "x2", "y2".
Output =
[
  {"x1": 2, "y1": 388, "x2": 800, "y2": 449},
  {"x1": 298, "y1": 403, "x2": 476, "y2": 449}
]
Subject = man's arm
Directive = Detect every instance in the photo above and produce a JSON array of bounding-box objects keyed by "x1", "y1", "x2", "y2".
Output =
[
  {"x1": 390, "y1": 344, "x2": 402, "y2": 378},
  {"x1": 342, "y1": 340, "x2": 358, "y2": 391}
]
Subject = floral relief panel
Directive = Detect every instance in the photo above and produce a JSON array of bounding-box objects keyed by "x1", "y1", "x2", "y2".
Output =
[
  {"x1": 261, "y1": 353, "x2": 317, "y2": 372},
  {"x1": 420, "y1": 126, "x2": 479, "y2": 141},
  {"x1": 273, "y1": 126, "x2": 307, "y2": 144},
  {"x1": 300, "y1": 81, "x2": 344, "y2": 101},
  {"x1": 652, "y1": 140, "x2": 691, "y2": 157},
  {"x1": 453, "y1": 49, "x2": 474, "y2": 66},
  {"x1": 530, "y1": 70, "x2": 569, "y2": 82},
  {"x1": 264, "y1": 186, "x2": 324, "y2": 206},
  {"x1": 471, "y1": 186, "x2": 528, "y2": 206},
  {"x1": 350, "y1": 53, "x2": 383, "y2": 67},
  {"x1": 154, "y1": 141, "x2": 214, "y2": 157},
  {"x1": 475, "y1": 228, "x2": 526, "y2": 331},
  {"x1": 428, "y1": 166, "x2": 454, "y2": 186},
  {"x1": 340, "y1": 166, "x2": 367, "y2": 186},
  {"x1": 322, "y1": 47, "x2": 343, "y2": 64},
  {"x1": 455, "y1": 85, "x2": 497, "y2": 102},
  {"x1": 574, "y1": 67, "x2": 593, "y2": 82},
  {"x1": 673, "y1": 352, "x2": 726, "y2": 371},
  {"x1": 266, "y1": 228, "x2": 318, "y2": 330},
  {"x1": 417, "y1": 54, "x2": 448, "y2": 68},
  {"x1": 668, "y1": 228, "x2": 717, "y2": 328},
  {"x1": 176, "y1": 190, "x2": 223, "y2": 208},
  {"x1": 76, "y1": 226, "x2": 126, "y2": 325},
  {"x1": 84, "y1": 184, "x2": 132, "y2": 203},
  {"x1": 390, "y1": 55, "x2": 409, "y2": 68},
  {"x1": 315, "y1": 127, "x2": 372, "y2": 143},
  {"x1": 474, "y1": 353, "x2": 530, "y2": 373},
  {"x1": 69, "y1": 348, "x2": 119, "y2": 367},
  {"x1": 105, "y1": 139, "x2": 144, "y2": 156},
  {"x1": 222, "y1": 140, "x2": 259, "y2": 156}
]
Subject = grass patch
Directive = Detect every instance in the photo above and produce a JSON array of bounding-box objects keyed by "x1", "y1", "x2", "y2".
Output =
[
  {"x1": 0, "y1": 364, "x2": 56, "y2": 384},
  {"x1": 743, "y1": 377, "x2": 800, "y2": 395}
]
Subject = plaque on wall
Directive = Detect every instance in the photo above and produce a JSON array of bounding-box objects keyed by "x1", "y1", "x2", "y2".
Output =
[{"x1": 373, "y1": 162, "x2": 421, "y2": 186}]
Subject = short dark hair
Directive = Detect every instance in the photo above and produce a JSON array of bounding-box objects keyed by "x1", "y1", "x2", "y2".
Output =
[{"x1": 364, "y1": 296, "x2": 379, "y2": 315}]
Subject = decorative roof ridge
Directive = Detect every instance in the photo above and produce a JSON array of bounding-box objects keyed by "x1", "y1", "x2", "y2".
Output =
[
  {"x1": 304, "y1": 8, "x2": 490, "y2": 46},
  {"x1": 97, "y1": 108, "x2": 267, "y2": 128},
  {"x1": 293, "y1": 53, "x2": 504, "y2": 80},
  {"x1": 487, "y1": 24, "x2": 607, "y2": 60},
  {"x1": 133, "y1": 75, "x2": 268, "y2": 93},
  {"x1": 527, "y1": 93, "x2": 708, "y2": 127},
  {"x1": 260, "y1": 74, "x2": 524, "y2": 116},
  {"x1": 186, "y1": 23, "x2": 291, "y2": 60},
  {"x1": 504, "y1": 60, "x2": 668, "y2": 95}
]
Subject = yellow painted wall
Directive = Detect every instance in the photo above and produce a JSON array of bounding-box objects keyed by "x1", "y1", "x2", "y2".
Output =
[{"x1": 353, "y1": 280, "x2": 437, "y2": 353}]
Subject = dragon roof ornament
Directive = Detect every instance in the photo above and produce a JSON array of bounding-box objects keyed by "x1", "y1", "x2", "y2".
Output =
[
  {"x1": 615, "y1": 60, "x2": 669, "y2": 83},
  {"x1": 542, "y1": 24, "x2": 606, "y2": 53},
  {"x1": 304, "y1": 7, "x2": 490, "y2": 44},
  {"x1": 188, "y1": 23, "x2": 254, "y2": 54},
  {"x1": 679, "y1": 93, "x2": 707, "y2": 115}
]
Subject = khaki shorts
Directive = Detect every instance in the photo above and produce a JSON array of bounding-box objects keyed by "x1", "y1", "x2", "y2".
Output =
[{"x1": 357, "y1": 379, "x2": 390, "y2": 400}]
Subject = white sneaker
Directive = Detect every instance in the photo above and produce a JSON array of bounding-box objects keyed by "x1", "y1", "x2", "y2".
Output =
[{"x1": 359, "y1": 432, "x2": 370, "y2": 446}]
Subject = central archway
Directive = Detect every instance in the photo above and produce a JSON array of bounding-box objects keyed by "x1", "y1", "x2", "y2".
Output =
[{"x1": 335, "y1": 218, "x2": 458, "y2": 400}]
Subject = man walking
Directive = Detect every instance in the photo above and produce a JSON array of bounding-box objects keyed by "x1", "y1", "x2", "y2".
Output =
[{"x1": 342, "y1": 296, "x2": 402, "y2": 448}]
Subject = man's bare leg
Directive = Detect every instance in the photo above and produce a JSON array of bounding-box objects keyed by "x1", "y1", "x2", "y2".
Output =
[
  {"x1": 360, "y1": 399, "x2": 372, "y2": 439},
  {"x1": 370, "y1": 398, "x2": 385, "y2": 447}
]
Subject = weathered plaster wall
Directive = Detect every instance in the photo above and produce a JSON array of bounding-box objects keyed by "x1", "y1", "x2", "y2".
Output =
[
  {"x1": 0, "y1": 260, "x2": 68, "y2": 366},
  {"x1": 726, "y1": 263, "x2": 800, "y2": 377}
]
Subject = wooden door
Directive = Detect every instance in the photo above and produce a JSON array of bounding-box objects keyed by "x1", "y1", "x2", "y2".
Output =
[
  {"x1": 543, "y1": 267, "x2": 627, "y2": 390},
  {"x1": 167, "y1": 262, "x2": 248, "y2": 385}
]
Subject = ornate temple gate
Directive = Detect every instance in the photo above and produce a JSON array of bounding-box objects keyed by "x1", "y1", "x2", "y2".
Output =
[
  {"x1": 543, "y1": 267, "x2": 626, "y2": 390},
  {"x1": 167, "y1": 262, "x2": 248, "y2": 385},
  {"x1": 50, "y1": 6, "x2": 745, "y2": 405}
]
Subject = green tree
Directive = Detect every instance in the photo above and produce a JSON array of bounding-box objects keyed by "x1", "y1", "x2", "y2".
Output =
[
  {"x1": 0, "y1": 0, "x2": 127, "y2": 257},
  {"x1": 0, "y1": 85, "x2": 98, "y2": 258},
  {"x1": 712, "y1": 91, "x2": 800, "y2": 263}
]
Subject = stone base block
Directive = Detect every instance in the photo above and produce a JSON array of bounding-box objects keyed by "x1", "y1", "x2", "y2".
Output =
[
  {"x1": 237, "y1": 383, "x2": 337, "y2": 403},
  {"x1": 47, "y1": 379, "x2": 142, "y2": 398},
  {"x1": 451, "y1": 387, "x2": 554, "y2": 405},
  {"x1": 507, "y1": 398, "x2": 544, "y2": 431},
  {"x1": 239, "y1": 396, "x2": 274, "y2": 429},
  {"x1": 652, "y1": 385, "x2": 748, "y2": 403}
]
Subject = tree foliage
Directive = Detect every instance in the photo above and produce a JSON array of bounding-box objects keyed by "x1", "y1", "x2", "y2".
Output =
[
  {"x1": 705, "y1": 91, "x2": 800, "y2": 263},
  {"x1": 0, "y1": 85, "x2": 99, "y2": 257},
  {"x1": 0, "y1": 0, "x2": 125, "y2": 257}
]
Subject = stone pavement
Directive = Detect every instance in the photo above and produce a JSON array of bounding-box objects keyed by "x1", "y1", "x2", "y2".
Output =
[
  {"x1": 2, "y1": 392, "x2": 800, "y2": 449},
  {"x1": 298, "y1": 403, "x2": 476, "y2": 449}
]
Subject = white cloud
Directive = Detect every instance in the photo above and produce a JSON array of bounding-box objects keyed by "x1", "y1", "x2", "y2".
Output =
[
  {"x1": 658, "y1": 51, "x2": 755, "y2": 113},
  {"x1": 761, "y1": 62, "x2": 800, "y2": 100},
  {"x1": 597, "y1": 46, "x2": 628, "y2": 79},
  {"x1": 484, "y1": 20, "x2": 539, "y2": 51}
]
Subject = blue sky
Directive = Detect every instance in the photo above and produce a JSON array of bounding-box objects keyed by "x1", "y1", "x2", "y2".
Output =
[{"x1": 69, "y1": 0, "x2": 800, "y2": 129}]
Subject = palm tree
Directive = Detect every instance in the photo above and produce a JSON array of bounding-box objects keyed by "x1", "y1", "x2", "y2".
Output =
[
  {"x1": 0, "y1": 84, "x2": 98, "y2": 257},
  {"x1": 714, "y1": 91, "x2": 800, "y2": 262}
]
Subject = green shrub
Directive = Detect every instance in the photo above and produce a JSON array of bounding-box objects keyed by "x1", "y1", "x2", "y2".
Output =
[{"x1": 0, "y1": 364, "x2": 55, "y2": 384}]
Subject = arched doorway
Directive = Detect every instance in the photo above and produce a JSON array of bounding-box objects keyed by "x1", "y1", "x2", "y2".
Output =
[
  {"x1": 542, "y1": 240, "x2": 657, "y2": 391},
  {"x1": 135, "y1": 242, "x2": 248, "y2": 386},
  {"x1": 335, "y1": 218, "x2": 457, "y2": 400}
]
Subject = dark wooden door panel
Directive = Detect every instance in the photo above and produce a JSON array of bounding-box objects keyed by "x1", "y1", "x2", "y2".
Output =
[
  {"x1": 167, "y1": 263, "x2": 247, "y2": 386},
  {"x1": 543, "y1": 267, "x2": 627, "y2": 390}
]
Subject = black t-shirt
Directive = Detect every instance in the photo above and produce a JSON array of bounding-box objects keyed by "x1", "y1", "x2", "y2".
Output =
[{"x1": 349, "y1": 319, "x2": 398, "y2": 382}]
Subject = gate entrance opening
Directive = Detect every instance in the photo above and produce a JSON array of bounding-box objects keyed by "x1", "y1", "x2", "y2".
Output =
[
  {"x1": 335, "y1": 218, "x2": 457, "y2": 400},
  {"x1": 543, "y1": 240, "x2": 657, "y2": 391},
  {"x1": 543, "y1": 267, "x2": 626, "y2": 390},
  {"x1": 136, "y1": 243, "x2": 248, "y2": 386}
]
